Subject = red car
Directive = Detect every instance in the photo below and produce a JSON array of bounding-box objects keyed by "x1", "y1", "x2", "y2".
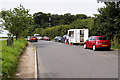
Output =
[
  {"x1": 84, "y1": 36, "x2": 111, "y2": 51},
  {"x1": 30, "y1": 36, "x2": 38, "y2": 42},
  {"x1": 43, "y1": 36, "x2": 51, "y2": 41}
]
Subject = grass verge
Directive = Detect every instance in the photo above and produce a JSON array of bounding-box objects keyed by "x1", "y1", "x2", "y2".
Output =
[
  {"x1": 1, "y1": 38, "x2": 28, "y2": 79},
  {"x1": 111, "y1": 42, "x2": 120, "y2": 49}
]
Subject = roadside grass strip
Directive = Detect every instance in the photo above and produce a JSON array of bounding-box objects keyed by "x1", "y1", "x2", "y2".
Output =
[{"x1": 1, "y1": 39, "x2": 28, "y2": 79}]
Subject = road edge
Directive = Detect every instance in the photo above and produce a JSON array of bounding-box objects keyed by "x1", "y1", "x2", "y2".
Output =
[{"x1": 34, "y1": 46, "x2": 37, "y2": 78}]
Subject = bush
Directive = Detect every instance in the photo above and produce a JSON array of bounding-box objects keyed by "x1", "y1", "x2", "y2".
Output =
[
  {"x1": 111, "y1": 41, "x2": 120, "y2": 49},
  {"x1": 1, "y1": 38, "x2": 28, "y2": 79}
]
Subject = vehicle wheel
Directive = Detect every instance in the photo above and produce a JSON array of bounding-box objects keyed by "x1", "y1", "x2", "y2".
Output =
[
  {"x1": 93, "y1": 45, "x2": 96, "y2": 51},
  {"x1": 84, "y1": 44, "x2": 87, "y2": 49}
]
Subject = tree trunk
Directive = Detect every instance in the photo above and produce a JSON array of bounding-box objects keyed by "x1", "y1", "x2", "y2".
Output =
[{"x1": 16, "y1": 34, "x2": 18, "y2": 40}]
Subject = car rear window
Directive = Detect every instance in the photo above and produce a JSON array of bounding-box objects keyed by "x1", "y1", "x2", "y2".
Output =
[
  {"x1": 31, "y1": 36, "x2": 36, "y2": 38},
  {"x1": 36, "y1": 35, "x2": 41, "y2": 37},
  {"x1": 97, "y1": 37, "x2": 109, "y2": 40}
]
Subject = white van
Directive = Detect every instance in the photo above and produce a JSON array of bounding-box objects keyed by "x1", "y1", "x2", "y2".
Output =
[{"x1": 68, "y1": 29, "x2": 89, "y2": 44}]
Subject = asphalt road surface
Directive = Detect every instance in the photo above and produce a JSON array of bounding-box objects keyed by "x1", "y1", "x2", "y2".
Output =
[{"x1": 33, "y1": 40, "x2": 118, "y2": 78}]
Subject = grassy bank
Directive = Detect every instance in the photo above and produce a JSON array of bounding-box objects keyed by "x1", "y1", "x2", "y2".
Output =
[
  {"x1": 1, "y1": 38, "x2": 28, "y2": 79},
  {"x1": 111, "y1": 42, "x2": 120, "y2": 49}
]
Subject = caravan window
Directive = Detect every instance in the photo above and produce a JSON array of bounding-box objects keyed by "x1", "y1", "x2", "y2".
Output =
[{"x1": 69, "y1": 31, "x2": 74, "y2": 37}]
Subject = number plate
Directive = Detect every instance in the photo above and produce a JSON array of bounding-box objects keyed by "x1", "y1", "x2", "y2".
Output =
[
  {"x1": 33, "y1": 38, "x2": 36, "y2": 40},
  {"x1": 102, "y1": 45, "x2": 107, "y2": 47}
]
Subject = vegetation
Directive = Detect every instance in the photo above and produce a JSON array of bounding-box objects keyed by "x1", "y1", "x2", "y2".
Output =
[
  {"x1": 1, "y1": 2, "x2": 119, "y2": 45},
  {"x1": 0, "y1": 2, "x2": 119, "y2": 79},
  {"x1": 94, "y1": 2, "x2": 120, "y2": 41},
  {"x1": 33, "y1": 12, "x2": 87, "y2": 29},
  {"x1": 1, "y1": 39, "x2": 28, "y2": 79},
  {"x1": 1, "y1": 4, "x2": 33, "y2": 40},
  {"x1": 32, "y1": 2, "x2": 120, "y2": 49}
]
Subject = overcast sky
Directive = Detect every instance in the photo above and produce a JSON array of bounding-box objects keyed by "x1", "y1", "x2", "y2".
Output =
[{"x1": 1, "y1": 0, "x2": 105, "y2": 17}]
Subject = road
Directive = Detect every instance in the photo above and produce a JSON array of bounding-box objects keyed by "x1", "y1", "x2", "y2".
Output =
[
  {"x1": 33, "y1": 40, "x2": 118, "y2": 78},
  {"x1": 0, "y1": 39, "x2": 7, "y2": 41}
]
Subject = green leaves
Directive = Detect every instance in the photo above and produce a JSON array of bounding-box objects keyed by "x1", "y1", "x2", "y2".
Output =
[
  {"x1": 1, "y1": 4, "x2": 32, "y2": 39},
  {"x1": 2, "y1": 39, "x2": 28, "y2": 78},
  {"x1": 94, "y1": 2, "x2": 120, "y2": 41}
]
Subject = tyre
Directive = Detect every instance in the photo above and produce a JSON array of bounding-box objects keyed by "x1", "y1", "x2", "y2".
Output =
[
  {"x1": 84, "y1": 44, "x2": 87, "y2": 49},
  {"x1": 93, "y1": 45, "x2": 96, "y2": 51}
]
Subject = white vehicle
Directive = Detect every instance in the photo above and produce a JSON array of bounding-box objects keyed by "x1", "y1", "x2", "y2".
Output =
[
  {"x1": 34, "y1": 34, "x2": 40, "y2": 36},
  {"x1": 34, "y1": 34, "x2": 42, "y2": 40},
  {"x1": 68, "y1": 29, "x2": 89, "y2": 44}
]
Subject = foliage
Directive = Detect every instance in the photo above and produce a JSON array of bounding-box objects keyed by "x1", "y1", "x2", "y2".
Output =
[
  {"x1": 37, "y1": 18, "x2": 94, "y2": 39},
  {"x1": 39, "y1": 25, "x2": 70, "y2": 39},
  {"x1": 94, "y1": 2, "x2": 120, "y2": 41},
  {"x1": 1, "y1": 39, "x2": 28, "y2": 79},
  {"x1": 111, "y1": 42, "x2": 120, "y2": 49},
  {"x1": 33, "y1": 12, "x2": 88, "y2": 29},
  {"x1": 1, "y1": 4, "x2": 33, "y2": 39}
]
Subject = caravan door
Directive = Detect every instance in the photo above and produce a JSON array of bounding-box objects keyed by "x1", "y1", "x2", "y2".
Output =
[{"x1": 84, "y1": 29, "x2": 88, "y2": 42}]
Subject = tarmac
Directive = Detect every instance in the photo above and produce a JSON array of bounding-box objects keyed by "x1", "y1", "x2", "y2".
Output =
[
  {"x1": 14, "y1": 41, "x2": 119, "y2": 79},
  {"x1": 15, "y1": 42, "x2": 36, "y2": 78}
]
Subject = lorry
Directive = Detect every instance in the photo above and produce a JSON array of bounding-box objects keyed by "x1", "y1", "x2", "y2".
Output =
[{"x1": 68, "y1": 29, "x2": 89, "y2": 44}]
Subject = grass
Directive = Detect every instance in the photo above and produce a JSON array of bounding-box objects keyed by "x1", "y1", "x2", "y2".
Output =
[
  {"x1": 1, "y1": 38, "x2": 28, "y2": 79},
  {"x1": 111, "y1": 42, "x2": 120, "y2": 49}
]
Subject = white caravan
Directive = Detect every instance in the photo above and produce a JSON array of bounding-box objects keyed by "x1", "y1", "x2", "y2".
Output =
[{"x1": 68, "y1": 29, "x2": 89, "y2": 44}]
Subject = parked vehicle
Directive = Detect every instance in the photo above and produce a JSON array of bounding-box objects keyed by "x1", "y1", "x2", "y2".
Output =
[
  {"x1": 84, "y1": 36, "x2": 111, "y2": 51},
  {"x1": 68, "y1": 29, "x2": 88, "y2": 44},
  {"x1": 34, "y1": 34, "x2": 40, "y2": 36},
  {"x1": 27, "y1": 36, "x2": 31, "y2": 41},
  {"x1": 30, "y1": 36, "x2": 38, "y2": 42},
  {"x1": 43, "y1": 36, "x2": 51, "y2": 41},
  {"x1": 34, "y1": 34, "x2": 42, "y2": 40},
  {"x1": 35, "y1": 35, "x2": 43, "y2": 40},
  {"x1": 54, "y1": 36, "x2": 62, "y2": 42},
  {"x1": 61, "y1": 37, "x2": 65, "y2": 43}
]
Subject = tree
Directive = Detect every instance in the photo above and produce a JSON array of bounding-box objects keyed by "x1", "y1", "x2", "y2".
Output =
[
  {"x1": 75, "y1": 14, "x2": 87, "y2": 19},
  {"x1": 94, "y1": 2, "x2": 120, "y2": 41},
  {"x1": 33, "y1": 12, "x2": 50, "y2": 29},
  {"x1": 1, "y1": 4, "x2": 32, "y2": 40}
]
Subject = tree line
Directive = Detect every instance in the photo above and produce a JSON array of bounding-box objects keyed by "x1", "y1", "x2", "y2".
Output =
[
  {"x1": 33, "y1": 12, "x2": 88, "y2": 29},
  {"x1": 1, "y1": 2, "x2": 120, "y2": 43}
]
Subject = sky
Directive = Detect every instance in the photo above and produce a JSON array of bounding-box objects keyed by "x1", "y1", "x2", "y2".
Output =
[
  {"x1": 1, "y1": 0, "x2": 105, "y2": 17},
  {"x1": 0, "y1": 0, "x2": 105, "y2": 37}
]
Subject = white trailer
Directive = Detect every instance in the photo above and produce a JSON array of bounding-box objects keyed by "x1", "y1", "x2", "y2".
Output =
[{"x1": 68, "y1": 29, "x2": 89, "y2": 44}]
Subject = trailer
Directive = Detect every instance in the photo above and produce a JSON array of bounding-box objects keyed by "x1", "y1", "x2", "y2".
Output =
[{"x1": 68, "y1": 29, "x2": 88, "y2": 44}]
